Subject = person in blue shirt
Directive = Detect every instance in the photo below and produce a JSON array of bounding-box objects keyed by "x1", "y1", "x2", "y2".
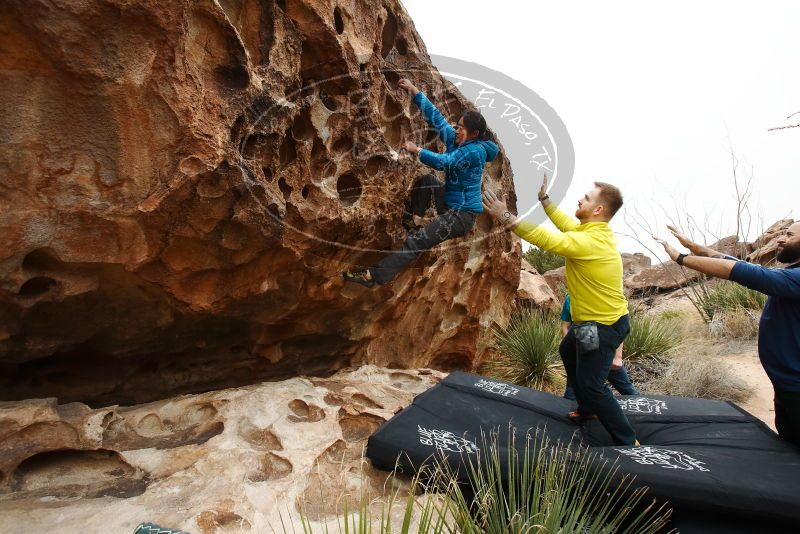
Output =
[
  {"x1": 560, "y1": 294, "x2": 639, "y2": 400},
  {"x1": 655, "y1": 222, "x2": 800, "y2": 446},
  {"x1": 343, "y1": 78, "x2": 499, "y2": 288}
]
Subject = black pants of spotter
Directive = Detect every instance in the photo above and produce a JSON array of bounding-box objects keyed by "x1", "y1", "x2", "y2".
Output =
[
  {"x1": 774, "y1": 388, "x2": 800, "y2": 447},
  {"x1": 370, "y1": 174, "x2": 477, "y2": 285},
  {"x1": 559, "y1": 314, "x2": 637, "y2": 445}
]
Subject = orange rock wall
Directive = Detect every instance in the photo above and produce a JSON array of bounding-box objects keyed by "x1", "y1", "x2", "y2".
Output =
[{"x1": 0, "y1": 0, "x2": 519, "y2": 405}]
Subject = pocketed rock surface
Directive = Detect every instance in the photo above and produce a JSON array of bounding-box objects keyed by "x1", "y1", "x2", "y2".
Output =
[
  {"x1": 0, "y1": 365, "x2": 443, "y2": 532},
  {"x1": 0, "y1": 0, "x2": 518, "y2": 406}
]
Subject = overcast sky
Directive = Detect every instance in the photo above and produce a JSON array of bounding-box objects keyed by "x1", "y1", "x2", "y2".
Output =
[{"x1": 402, "y1": 0, "x2": 799, "y2": 259}]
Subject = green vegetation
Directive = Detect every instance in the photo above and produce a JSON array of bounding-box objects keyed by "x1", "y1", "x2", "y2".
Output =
[
  {"x1": 523, "y1": 246, "x2": 565, "y2": 273},
  {"x1": 623, "y1": 309, "x2": 682, "y2": 361},
  {"x1": 483, "y1": 309, "x2": 563, "y2": 391},
  {"x1": 484, "y1": 306, "x2": 681, "y2": 391},
  {"x1": 698, "y1": 281, "x2": 766, "y2": 322},
  {"x1": 290, "y1": 432, "x2": 671, "y2": 533},
  {"x1": 658, "y1": 310, "x2": 683, "y2": 321}
]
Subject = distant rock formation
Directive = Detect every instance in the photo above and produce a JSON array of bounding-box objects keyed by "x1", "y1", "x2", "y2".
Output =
[
  {"x1": 516, "y1": 259, "x2": 559, "y2": 311},
  {"x1": 625, "y1": 222, "x2": 794, "y2": 295},
  {"x1": 747, "y1": 219, "x2": 794, "y2": 266},
  {"x1": 0, "y1": 0, "x2": 518, "y2": 405},
  {"x1": 625, "y1": 262, "x2": 703, "y2": 295}
]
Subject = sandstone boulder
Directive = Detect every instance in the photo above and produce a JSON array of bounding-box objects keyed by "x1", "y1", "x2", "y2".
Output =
[
  {"x1": 709, "y1": 235, "x2": 752, "y2": 259},
  {"x1": 621, "y1": 252, "x2": 651, "y2": 277},
  {"x1": 0, "y1": 366, "x2": 442, "y2": 532},
  {"x1": 0, "y1": 0, "x2": 518, "y2": 406},
  {"x1": 543, "y1": 266, "x2": 567, "y2": 295},
  {"x1": 516, "y1": 259, "x2": 559, "y2": 311},
  {"x1": 747, "y1": 219, "x2": 794, "y2": 265},
  {"x1": 625, "y1": 262, "x2": 703, "y2": 295}
]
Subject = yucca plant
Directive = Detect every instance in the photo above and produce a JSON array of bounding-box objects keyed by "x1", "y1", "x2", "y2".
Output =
[
  {"x1": 483, "y1": 308, "x2": 563, "y2": 391},
  {"x1": 623, "y1": 309, "x2": 681, "y2": 362},
  {"x1": 287, "y1": 430, "x2": 672, "y2": 533},
  {"x1": 451, "y1": 430, "x2": 672, "y2": 534}
]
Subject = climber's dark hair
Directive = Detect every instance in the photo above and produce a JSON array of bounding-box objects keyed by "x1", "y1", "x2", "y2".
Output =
[{"x1": 460, "y1": 110, "x2": 494, "y2": 141}]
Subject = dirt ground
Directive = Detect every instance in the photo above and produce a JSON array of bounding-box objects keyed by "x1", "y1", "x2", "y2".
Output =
[
  {"x1": 725, "y1": 350, "x2": 775, "y2": 430},
  {"x1": 637, "y1": 291, "x2": 775, "y2": 430}
]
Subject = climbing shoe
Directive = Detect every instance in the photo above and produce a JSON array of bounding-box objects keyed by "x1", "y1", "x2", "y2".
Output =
[
  {"x1": 567, "y1": 410, "x2": 598, "y2": 424},
  {"x1": 342, "y1": 268, "x2": 375, "y2": 288},
  {"x1": 133, "y1": 523, "x2": 190, "y2": 534}
]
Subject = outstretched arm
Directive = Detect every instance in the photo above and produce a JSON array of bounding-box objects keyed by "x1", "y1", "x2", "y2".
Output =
[
  {"x1": 654, "y1": 234, "x2": 800, "y2": 297},
  {"x1": 653, "y1": 236, "x2": 736, "y2": 279},
  {"x1": 667, "y1": 225, "x2": 738, "y2": 259},
  {"x1": 514, "y1": 222, "x2": 595, "y2": 259},
  {"x1": 399, "y1": 79, "x2": 456, "y2": 149},
  {"x1": 482, "y1": 190, "x2": 593, "y2": 259}
]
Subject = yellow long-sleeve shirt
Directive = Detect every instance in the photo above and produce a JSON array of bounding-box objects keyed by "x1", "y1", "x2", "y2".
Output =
[{"x1": 514, "y1": 203, "x2": 628, "y2": 325}]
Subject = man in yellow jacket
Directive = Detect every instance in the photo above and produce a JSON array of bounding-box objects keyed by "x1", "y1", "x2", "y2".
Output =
[{"x1": 483, "y1": 176, "x2": 637, "y2": 446}]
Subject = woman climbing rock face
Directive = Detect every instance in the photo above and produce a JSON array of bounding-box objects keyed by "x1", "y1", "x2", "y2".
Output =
[{"x1": 343, "y1": 78, "x2": 499, "y2": 288}]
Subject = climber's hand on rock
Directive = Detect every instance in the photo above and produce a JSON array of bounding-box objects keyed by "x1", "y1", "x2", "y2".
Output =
[
  {"x1": 402, "y1": 141, "x2": 420, "y2": 155},
  {"x1": 398, "y1": 78, "x2": 419, "y2": 96}
]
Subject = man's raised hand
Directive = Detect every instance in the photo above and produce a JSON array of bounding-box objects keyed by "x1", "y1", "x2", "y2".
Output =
[
  {"x1": 667, "y1": 225, "x2": 697, "y2": 250},
  {"x1": 653, "y1": 235, "x2": 681, "y2": 262},
  {"x1": 539, "y1": 174, "x2": 548, "y2": 201}
]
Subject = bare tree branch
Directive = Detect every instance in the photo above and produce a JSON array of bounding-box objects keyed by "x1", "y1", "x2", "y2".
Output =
[
  {"x1": 768, "y1": 111, "x2": 800, "y2": 131},
  {"x1": 767, "y1": 123, "x2": 800, "y2": 131},
  {"x1": 622, "y1": 140, "x2": 762, "y2": 322}
]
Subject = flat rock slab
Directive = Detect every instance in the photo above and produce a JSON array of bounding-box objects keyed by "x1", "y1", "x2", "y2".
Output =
[{"x1": 0, "y1": 366, "x2": 443, "y2": 532}]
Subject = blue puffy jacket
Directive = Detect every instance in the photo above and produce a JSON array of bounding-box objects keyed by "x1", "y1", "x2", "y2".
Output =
[{"x1": 413, "y1": 92, "x2": 499, "y2": 212}]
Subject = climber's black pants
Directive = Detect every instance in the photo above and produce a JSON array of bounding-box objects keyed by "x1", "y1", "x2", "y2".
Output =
[{"x1": 370, "y1": 174, "x2": 477, "y2": 285}]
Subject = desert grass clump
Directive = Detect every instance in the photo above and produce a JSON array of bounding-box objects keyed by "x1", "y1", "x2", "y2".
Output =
[
  {"x1": 699, "y1": 281, "x2": 766, "y2": 322},
  {"x1": 483, "y1": 309, "x2": 563, "y2": 391},
  {"x1": 449, "y1": 431, "x2": 671, "y2": 534},
  {"x1": 623, "y1": 309, "x2": 681, "y2": 361},
  {"x1": 709, "y1": 308, "x2": 760, "y2": 339},
  {"x1": 659, "y1": 309, "x2": 683, "y2": 321},
  {"x1": 523, "y1": 246, "x2": 565, "y2": 273},
  {"x1": 289, "y1": 431, "x2": 672, "y2": 533},
  {"x1": 650, "y1": 356, "x2": 753, "y2": 402}
]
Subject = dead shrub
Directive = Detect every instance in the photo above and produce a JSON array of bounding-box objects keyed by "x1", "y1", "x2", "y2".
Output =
[
  {"x1": 709, "y1": 308, "x2": 760, "y2": 340},
  {"x1": 648, "y1": 356, "x2": 753, "y2": 403}
]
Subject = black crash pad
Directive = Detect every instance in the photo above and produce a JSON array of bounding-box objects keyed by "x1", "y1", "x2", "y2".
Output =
[{"x1": 366, "y1": 371, "x2": 800, "y2": 529}]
